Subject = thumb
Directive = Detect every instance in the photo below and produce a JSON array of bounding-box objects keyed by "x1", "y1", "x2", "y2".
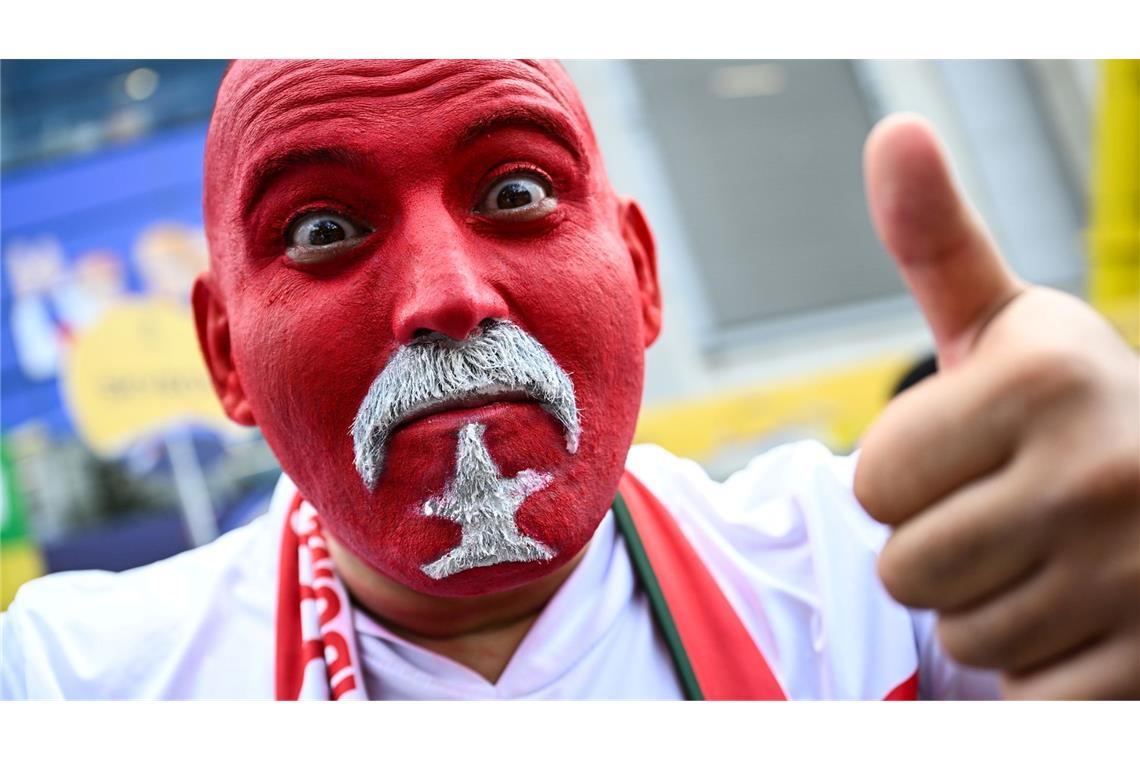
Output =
[{"x1": 864, "y1": 113, "x2": 1024, "y2": 368}]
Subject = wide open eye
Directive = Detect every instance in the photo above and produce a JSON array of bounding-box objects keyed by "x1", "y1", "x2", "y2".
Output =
[
  {"x1": 477, "y1": 173, "x2": 556, "y2": 221},
  {"x1": 285, "y1": 211, "x2": 370, "y2": 263}
]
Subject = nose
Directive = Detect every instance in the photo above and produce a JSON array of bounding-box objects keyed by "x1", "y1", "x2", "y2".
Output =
[{"x1": 391, "y1": 248, "x2": 510, "y2": 344}]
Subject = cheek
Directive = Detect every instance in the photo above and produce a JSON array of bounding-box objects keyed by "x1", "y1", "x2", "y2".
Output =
[
  {"x1": 494, "y1": 229, "x2": 648, "y2": 555},
  {"x1": 506, "y1": 224, "x2": 647, "y2": 407},
  {"x1": 229, "y1": 275, "x2": 390, "y2": 502}
]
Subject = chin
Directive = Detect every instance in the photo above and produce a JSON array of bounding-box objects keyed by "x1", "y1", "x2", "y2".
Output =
[
  {"x1": 318, "y1": 399, "x2": 631, "y2": 598},
  {"x1": 407, "y1": 553, "x2": 576, "y2": 598}
]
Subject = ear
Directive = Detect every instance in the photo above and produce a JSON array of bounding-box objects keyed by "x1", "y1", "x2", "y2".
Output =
[
  {"x1": 618, "y1": 197, "x2": 663, "y2": 347},
  {"x1": 192, "y1": 272, "x2": 256, "y2": 426}
]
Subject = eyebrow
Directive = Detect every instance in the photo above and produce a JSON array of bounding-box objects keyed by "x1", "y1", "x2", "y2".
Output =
[
  {"x1": 455, "y1": 105, "x2": 586, "y2": 163},
  {"x1": 240, "y1": 145, "x2": 370, "y2": 219}
]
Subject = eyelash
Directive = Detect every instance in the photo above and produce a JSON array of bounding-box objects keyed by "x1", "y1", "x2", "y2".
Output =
[
  {"x1": 281, "y1": 203, "x2": 368, "y2": 244},
  {"x1": 477, "y1": 162, "x2": 554, "y2": 206}
]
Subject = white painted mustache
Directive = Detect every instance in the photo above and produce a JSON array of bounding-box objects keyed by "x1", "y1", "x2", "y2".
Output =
[{"x1": 351, "y1": 319, "x2": 581, "y2": 490}]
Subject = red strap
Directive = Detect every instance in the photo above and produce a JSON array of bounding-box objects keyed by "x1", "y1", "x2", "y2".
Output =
[
  {"x1": 274, "y1": 492, "x2": 305, "y2": 701},
  {"x1": 619, "y1": 471, "x2": 919, "y2": 701},
  {"x1": 619, "y1": 471, "x2": 787, "y2": 700},
  {"x1": 883, "y1": 670, "x2": 919, "y2": 700}
]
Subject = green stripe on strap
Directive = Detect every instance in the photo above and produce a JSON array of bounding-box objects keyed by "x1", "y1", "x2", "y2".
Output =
[{"x1": 612, "y1": 491, "x2": 704, "y2": 701}]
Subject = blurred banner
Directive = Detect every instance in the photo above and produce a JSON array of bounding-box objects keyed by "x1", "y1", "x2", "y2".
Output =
[{"x1": 1, "y1": 123, "x2": 280, "y2": 605}]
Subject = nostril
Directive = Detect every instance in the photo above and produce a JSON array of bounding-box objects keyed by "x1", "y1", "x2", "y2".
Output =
[
  {"x1": 393, "y1": 277, "x2": 509, "y2": 345},
  {"x1": 409, "y1": 324, "x2": 488, "y2": 346}
]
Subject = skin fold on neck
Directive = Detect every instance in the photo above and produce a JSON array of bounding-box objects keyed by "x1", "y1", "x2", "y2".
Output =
[{"x1": 325, "y1": 531, "x2": 590, "y2": 684}]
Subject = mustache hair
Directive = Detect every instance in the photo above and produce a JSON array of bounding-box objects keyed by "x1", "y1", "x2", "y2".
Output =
[{"x1": 351, "y1": 319, "x2": 581, "y2": 490}]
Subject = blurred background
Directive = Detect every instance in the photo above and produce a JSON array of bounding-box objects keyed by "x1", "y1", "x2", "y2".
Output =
[{"x1": 2, "y1": 60, "x2": 1137, "y2": 608}]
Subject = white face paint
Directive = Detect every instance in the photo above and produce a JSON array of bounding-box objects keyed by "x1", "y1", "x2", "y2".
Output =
[
  {"x1": 420, "y1": 422, "x2": 555, "y2": 579},
  {"x1": 351, "y1": 319, "x2": 580, "y2": 491}
]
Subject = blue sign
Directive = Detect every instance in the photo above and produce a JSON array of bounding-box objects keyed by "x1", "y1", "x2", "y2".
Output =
[{"x1": 2, "y1": 123, "x2": 209, "y2": 434}]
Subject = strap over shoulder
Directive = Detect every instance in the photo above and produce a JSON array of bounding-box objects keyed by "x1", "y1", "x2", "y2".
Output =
[{"x1": 615, "y1": 471, "x2": 787, "y2": 700}]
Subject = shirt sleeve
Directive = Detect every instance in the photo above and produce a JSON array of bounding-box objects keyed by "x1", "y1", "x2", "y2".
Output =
[
  {"x1": 1, "y1": 586, "x2": 70, "y2": 699},
  {"x1": 910, "y1": 607, "x2": 1003, "y2": 700},
  {"x1": 826, "y1": 447, "x2": 1003, "y2": 700},
  {"x1": 0, "y1": 611, "x2": 25, "y2": 699},
  {"x1": 1, "y1": 605, "x2": 34, "y2": 699}
]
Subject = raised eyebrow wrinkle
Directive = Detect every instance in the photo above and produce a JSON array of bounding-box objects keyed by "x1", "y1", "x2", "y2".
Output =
[
  {"x1": 240, "y1": 145, "x2": 370, "y2": 218},
  {"x1": 456, "y1": 107, "x2": 586, "y2": 163}
]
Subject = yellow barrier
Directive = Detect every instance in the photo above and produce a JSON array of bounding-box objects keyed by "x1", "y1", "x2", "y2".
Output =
[
  {"x1": 1089, "y1": 60, "x2": 1140, "y2": 346},
  {"x1": 635, "y1": 354, "x2": 914, "y2": 465},
  {"x1": 0, "y1": 541, "x2": 46, "y2": 610}
]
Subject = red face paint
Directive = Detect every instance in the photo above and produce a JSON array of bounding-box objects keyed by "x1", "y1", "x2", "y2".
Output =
[{"x1": 201, "y1": 60, "x2": 658, "y2": 596}]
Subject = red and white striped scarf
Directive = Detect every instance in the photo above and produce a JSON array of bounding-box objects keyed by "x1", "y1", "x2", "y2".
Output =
[{"x1": 274, "y1": 490, "x2": 366, "y2": 700}]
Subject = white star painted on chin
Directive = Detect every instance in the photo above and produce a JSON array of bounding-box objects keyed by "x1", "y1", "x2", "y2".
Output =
[{"x1": 420, "y1": 422, "x2": 555, "y2": 580}]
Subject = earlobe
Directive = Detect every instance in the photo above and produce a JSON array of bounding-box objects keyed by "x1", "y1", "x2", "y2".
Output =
[
  {"x1": 618, "y1": 197, "x2": 663, "y2": 348},
  {"x1": 192, "y1": 273, "x2": 256, "y2": 426}
]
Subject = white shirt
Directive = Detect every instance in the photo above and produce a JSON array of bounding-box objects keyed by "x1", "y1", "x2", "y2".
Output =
[{"x1": 0, "y1": 441, "x2": 1000, "y2": 699}]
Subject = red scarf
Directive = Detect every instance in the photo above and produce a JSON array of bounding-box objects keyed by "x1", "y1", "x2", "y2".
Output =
[
  {"x1": 274, "y1": 474, "x2": 918, "y2": 700},
  {"x1": 275, "y1": 493, "x2": 365, "y2": 700}
]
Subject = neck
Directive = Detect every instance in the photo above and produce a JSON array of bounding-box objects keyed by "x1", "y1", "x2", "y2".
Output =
[{"x1": 325, "y1": 533, "x2": 588, "y2": 684}]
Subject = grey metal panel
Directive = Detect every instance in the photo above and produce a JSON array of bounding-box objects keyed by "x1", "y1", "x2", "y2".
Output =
[
  {"x1": 628, "y1": 60, "x2": 905, "y2": 332},
  {"x1": 937, "y1": 61, "x2": 1086, "y2": 291}
]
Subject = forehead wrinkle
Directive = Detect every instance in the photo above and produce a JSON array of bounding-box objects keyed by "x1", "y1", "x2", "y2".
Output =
[
  {"x1": 516, "y1": 60, "x2": 591, "y2": 123},
  {"x1": 225, "y1": 60, "x2": 567, "y2": 149},
  {"x1": 435, "y1": 75, "x2": 589, "y2": 155},
  {"x1": 234, "y1": 76, "x2": 589, "y2": 216},
  {"x1": 223, "y1": 61, "x2": 593, "y2": 189},
  {"x1": 218, "y1": 60, "x2": 587, "y2": 160}
]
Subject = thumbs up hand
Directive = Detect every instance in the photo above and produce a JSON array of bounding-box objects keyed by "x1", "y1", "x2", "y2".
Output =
[{"x1": 853, "y1": 115, "x2": 1140, "y2": 699}]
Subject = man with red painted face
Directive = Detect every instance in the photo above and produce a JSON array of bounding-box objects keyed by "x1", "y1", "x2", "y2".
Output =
[{"x1": 2, "y1": 60, "x2": 1138, "y2": 700}]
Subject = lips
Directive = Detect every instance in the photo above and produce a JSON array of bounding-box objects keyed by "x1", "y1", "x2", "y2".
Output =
[{"x1": 391, "y1": 389, "x2": 536, "y2": 435}]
